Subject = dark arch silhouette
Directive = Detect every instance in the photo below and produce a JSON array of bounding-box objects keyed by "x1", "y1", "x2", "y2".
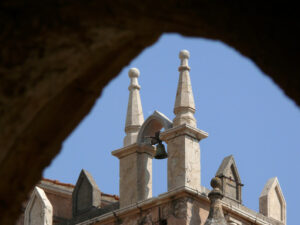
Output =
[{"x1": 0, "y1": 1, "x2": 299, "y2": 224}]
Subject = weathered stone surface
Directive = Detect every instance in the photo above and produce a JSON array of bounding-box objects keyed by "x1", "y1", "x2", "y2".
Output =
[
  {"x1": 0, "y1": 1, "x2": 299, "y2": 224},
  {"x1": 92, "y1": 195, "x2": 205, "y2": 225},
  {"x1": 204, "y1": 177, "x2": 227, "y2": 225},
  {"x1": 24, "y1": 187, "x2": 53, "y2": 225},
  {"x1": 259, "y1": 177, "x2": 286, "y2": 224},
  {"x1": 186, "y1": 198, "x2": 203, "y2": 225},
  {"x1": 112, "y1": 144, "x2": 155, "y2": 208},
  {"x1": 113, "y1": 68, "x2": 154, "y2": 208},
  {"x1": 225, "y1": 216, "x2": 242, "y2": 225},
  {"x1": 161, "y1": 124, "x2": 208, "y2": 191},
  {"x1": 59, "y1": 186, "x2": 279, "y2": 225},
  {"x1": 72, "y1": 169, "x2": 101, "y2": 216},
  {"x1": 124, "y1": 68, "x2": 144, "y2": 147},
  {"x1": 120, "y1": 152, "x2": 138, "y2": 207},
  {"x1": 173, "y1": 50, "x2": 196, "y2": 127},
  {"x1": 39, "y1": 179, "x2": 74, "y2": 220},
  {"x1": 161, "y1": 52, "x2": 208, "y2": 191},
  {"x1": 164, "y1": 131, "x2": 201, "y2": 190},
  {"x1": 216, "y1": 155, "x2": 242, "y2": 203}
]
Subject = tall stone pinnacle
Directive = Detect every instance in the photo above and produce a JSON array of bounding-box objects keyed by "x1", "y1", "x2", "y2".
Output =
[
  {"x1": 173, "y1": 50, "x2": 197, "y2": 127},
  {"x1": 123, "y1": 68, "x2": 144, "y2": 147},
  {"x1": 204, "y1": 177, "x2": 227, "y2": 225}
]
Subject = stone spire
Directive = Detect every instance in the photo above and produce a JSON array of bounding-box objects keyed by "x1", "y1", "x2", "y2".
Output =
[
  {"x1": 204, "y1": 177, "x2": 227, "y2": 225},
  {"x1": 161, "y1": 50, "x2": 208, "y2": 191},
  {"x1": 124, "y1": 68, "x2": 144, "y2": 146},
  {"x1": 173, "y1": 49, "x2": 197, "y2": 127}
]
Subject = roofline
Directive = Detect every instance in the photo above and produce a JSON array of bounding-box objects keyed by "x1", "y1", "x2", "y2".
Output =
[{"x1": 41, "y1": 178, "x2": 119, "y2": 200}]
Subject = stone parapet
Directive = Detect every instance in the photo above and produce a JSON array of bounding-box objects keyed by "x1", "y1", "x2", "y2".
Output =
[{"x1": 72, "y1": 186, "x2": 279, "y2": 225}]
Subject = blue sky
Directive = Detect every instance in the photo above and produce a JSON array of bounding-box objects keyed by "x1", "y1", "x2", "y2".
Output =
[{"x1": 44, "y1": 34, "x2": 300, "y2": 224}]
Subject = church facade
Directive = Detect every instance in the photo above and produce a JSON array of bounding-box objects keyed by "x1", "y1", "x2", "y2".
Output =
[{"x1": 19, "y1": 50, "x2": 286, "y2": 225}]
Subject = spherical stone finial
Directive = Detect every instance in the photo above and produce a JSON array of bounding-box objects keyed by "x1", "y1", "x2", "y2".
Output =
[
  {"x1": 211, "y1": 177, "x2": 222, "y2": 190},
  {"x1": 129, "y1": 68, "x2": 140, "y2": 78},
  {"x1": 179, "y1": 49, "x2": 190, "y2": 60}
]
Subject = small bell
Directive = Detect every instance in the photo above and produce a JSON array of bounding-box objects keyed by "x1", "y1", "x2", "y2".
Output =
[{"x1": 154, "y1": 141, "x2": 168, "y2": 159}]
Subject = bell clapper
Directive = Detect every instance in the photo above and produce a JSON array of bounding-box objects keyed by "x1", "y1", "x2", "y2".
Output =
[{"x1": 145, "y1": 131, "x2": 168, "y2": 159}]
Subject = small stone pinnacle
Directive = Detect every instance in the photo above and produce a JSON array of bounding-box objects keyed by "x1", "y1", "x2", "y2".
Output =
[
  {"x1": 173, "y1": 49, "x2": 195, "y2": 126},
  {"x1": 124, "y1": 67, "x2": 144, "y2": 146},
  {"x1": 211, "y1": 177, "x2": 222, "y2": 190}
]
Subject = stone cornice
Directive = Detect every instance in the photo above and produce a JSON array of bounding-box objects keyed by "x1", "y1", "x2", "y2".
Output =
[
  {"x1": 75, "y1": 186, "x2": 209, "y2": 225},
  {"x1": 39, "y1": 181, "x2": 73, "y2": 196},
  {"x1": 74, "y1": 185, "x2": 278, "y2": 225},
  {"x1": 160, "y1": 124, "x2": 208, "y2": 142},
  {"x1": 222, "y1": 201, "x2": 274, "y2": 225},
  {"x1": 111, "y1": 143, "x2": 155, "y2": 159}
]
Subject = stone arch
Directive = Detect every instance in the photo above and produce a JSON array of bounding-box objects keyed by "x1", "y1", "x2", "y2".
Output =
[{"x1": 137, "y1": 111, "x2": 173, "y2": 144}]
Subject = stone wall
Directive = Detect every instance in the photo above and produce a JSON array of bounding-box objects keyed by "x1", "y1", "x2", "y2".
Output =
[{"x1": 92, "y1": 196, "x2": 209, "y2": 225}]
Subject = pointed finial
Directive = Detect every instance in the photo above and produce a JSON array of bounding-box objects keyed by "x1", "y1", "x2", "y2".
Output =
[
  {"x1": 209, "y1": 177, "x2": 223, "y2": 197},
  {"x1": 204, "y1": 177, "x2": 227, "y2": 225},
  {"x1": 124, "y1": 68, "x2": 144, "y2": 146},
  {"x1": 173, "y1": 50, "x2": 197, "y2": 127},
  {"x1": 128, "y1": 68, "x2": 140, "y2": 90},
  {"x1": 179, "y1": 49, "x2": 191, "y2": 71}
]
